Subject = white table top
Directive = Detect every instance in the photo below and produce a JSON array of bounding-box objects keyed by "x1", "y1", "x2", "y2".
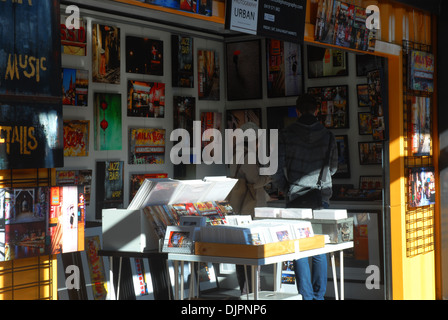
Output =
[{"x1": 168, "y1": 241, "x2": 354, "y2": 266}]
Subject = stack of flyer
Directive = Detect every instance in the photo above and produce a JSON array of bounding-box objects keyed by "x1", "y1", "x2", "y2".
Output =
[
  {"x1": 312, "y1": 209, "x2": 347, "y2": 220},
  {"x1": 200, "y1": 219, "x2": 314, "y2": 245},
  {"x1": 254, "y1": 207, "x2": 313, "y2": 219}
]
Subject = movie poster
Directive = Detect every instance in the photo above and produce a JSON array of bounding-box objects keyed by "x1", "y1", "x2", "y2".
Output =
[
  {"x1": 126, "y1": 36, "x2": 163, "y2": 76},
  {"x1": 127, "y1": 80, "x2": 165, "y2": 118},
  {"x1": 94, "y1": 93, "x2": 122, "y2": 151},
  {"x1": 92, "y1": 24, "x2": 120, "y2": 84},
  {"x1": 171, "y1": 35, "x2": 194, "y2": 88},
  {"x1": 198, "y1": 49, "x2": 220, "y2": 100},
  {"x1": 62, "y1": 68, "x2": 89, "y2": 106},
  {"x1": 95, "y1": 161, "x2": 124, "y2": 220},
  {"x1": 128, "y1": 128, "x2": 166, "y2": 164},
  {"x1": 63, "y1": 120, "x2": 90, "y2": 157},
  {"x1": 0, "y1": 103, "x2": 63, "y2": 170}
]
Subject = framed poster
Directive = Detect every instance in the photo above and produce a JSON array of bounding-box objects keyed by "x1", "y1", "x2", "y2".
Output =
[
  {"x1": 171, "y1": 35, "x2": 194, "y2": 88},
  {"x1": 127, "y1": 80, "x2": 165, "y2": 118},
  {"x1": 225, "y1": 40, "x2": 262, "y2": 101},
  {"x1": 307, "y1": 45, "x2": 348, "y2": 78},
  {"x1": 359, "y1": 176, "x2": 383, "y2": 190},
  {"x1": 128, "y1": 128, "x2": 166, "y2": 165},
  {"x1": 334, "y1": 135, "x2": 350, "y2": 179},
  {"x1": 95, "y1": 161, "x2": 124, "y2": 219},
  {"x1": 63, "y1": 120, "x2": 90, "y2": 157},
  {"x1": 126, "y1": 36, "x2": 163, "y2": 76},
  {"x1": 129, "y1": 173, "x2": 168, "y2": 202},
  {"x1": 357, "y1": 84, "x2": 370, "y2": 107},
  {"x1": 358, "y1": 112, "x2": 372, "y2": 135},
  {"x1": 0, "y1": 103, "x2": 63, "y2": 170},
  {"x1": 226, "y1": 108, "x2": 262, "y2": 130},
  {"x1": 94, "y1": 93, "x2": 122, "y2": 151},
  {"x1": 62, "y1": 68, "x2": 89, "y2": 106},
  {"x1": 92, "y1": 23, "x2": 120, "y2": 84},
  {"x1": 356, "y1": 54, "x2": 382, "y2": 77},
  {"x1": 408, "y1": 95, "x2": 431, "y2": 156},
  {"x1": 198, "y1": 49, "x2": 220, "y2": 100},
  {"x1": 201, "y1": 111, "x2": 222, "y2": 149},
  {"x1": 173, "y1": 96, "x2": 196, "y2": 145},
  {"x1": 359, "y1": 142, "x2": 383, "y2": 165},
  {"x1": 162, "y1": 226, "x2": 196, "y2": 254},
  {"x1": 266, "y1": 39, "x2": 303, "y2": 98},
  {"x1": 61, "y1": 14, "x2": 87, "y2": 56},
  {"x1": 307, "y1": 85, "x2": 349, "y2": 129}
]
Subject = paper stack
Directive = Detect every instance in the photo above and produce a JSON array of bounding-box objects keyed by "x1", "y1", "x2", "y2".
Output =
[
  {"x1": 280, "y1": 208, "x2": 313, "y2": 219},
  {"x1": 254, "y1": 207, "x2": 282, "y2": 218}
]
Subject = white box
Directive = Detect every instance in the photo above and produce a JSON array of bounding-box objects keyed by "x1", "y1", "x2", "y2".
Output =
[
  {"x1": 312, "y1": 209, "x2": 348, "y2": 220},
  {"x1": 280, "y1": 208, "x2": 313, "y2": 219},
  {"x1": 102, "y1": 208, "x2": 159, "y2": 252},
  {"x1": 254, "y1": 207, "x2": 281, "y2": 218}
]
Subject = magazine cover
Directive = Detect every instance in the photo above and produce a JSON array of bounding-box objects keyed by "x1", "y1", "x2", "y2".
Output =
[
  {"x1": 198, "y1": 49, "x2": 220, "y2": 100},
  {"x1": 129, "y1": 128, "x2": 166, "y2": 164},
  {"x1": 171, "y1": 35, "x2": 194, "y2": 88},
  {"x1": 408, "y1": 167, "x2": 436, "y2": 208},
  {"x1": 63, "y1": 120, "x2": 90, "y2": 157},
  {"x1": 92, "y1": 23, "x2": 120, "y2": 84},
  {"x1": 95, "y1": 161, "x2": 124, "y2": 219},
  {"x1": 408, "y1": 50, "x2": 434, "y2": 92},
  {"x1": 94, "y1": 93, "x2": 122, "y2": 151},
  {"x1": 409, "y1": 95, "x2": 431, "y2": 156},
  {"x1": 127, "y1": 80, "x2": 165, "y2": 118},
  {"x1": 126, "y1": 36, "x2": 163, "y2": 76}
]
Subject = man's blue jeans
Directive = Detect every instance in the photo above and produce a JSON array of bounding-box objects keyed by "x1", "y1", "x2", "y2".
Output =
[{"x1": 293, "y1": 254, "x2": 327, "y2": 300}]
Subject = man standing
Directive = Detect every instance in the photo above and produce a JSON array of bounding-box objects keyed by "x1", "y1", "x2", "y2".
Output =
[{"x1": 273, "y1": 94, "x2": 338, "y2": 300}]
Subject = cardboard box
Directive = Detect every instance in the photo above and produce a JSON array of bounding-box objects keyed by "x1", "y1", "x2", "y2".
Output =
[
  {"x1": 102, "y1": 208, "x2": 159, "y2": 252},
  {"x1": 306, "y1": 218, "x2": 354, "y2": 244},
  {"x1": 195, "y1": 235, "x2": 325, "y2": 259}
]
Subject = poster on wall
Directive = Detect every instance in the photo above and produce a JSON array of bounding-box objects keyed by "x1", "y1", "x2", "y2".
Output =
[
  {"x1": 307, "y1": 46, "x2": 348, "y2": 78},
  {"x1": 2, "y1": 187, "x2": 50, "y2": 261},
  {"x1": 225, "y1": 40, "x2": 262, "y2": 101},
  {"x1": 334, "y1": 135, "x2": 350, "y2": 178},
  {"x1": 128, "y1": 128, "x2": 166, "y2": 165},
  {"x1": 173, "y1": 96, "x2": 196, "y2": 146},
  {"x1": 307, "y1": 85, "x2": 349, "y2": 129},
  {"x1": 226, "y1": 108, "x2": 262, "y2": 130},
  {"x1": 92, "y1": 24, "x2": 121, "y2": 84},
  {"x1": 63, "y1": 120, "x2": 90, "y2": 157},
  {"x1": 131, "y1": 0, "x2": 212, "y2": 15},
  {"x1": 56, "y1": 169, "x2": 92, "y2": 205},
  {"x1": 409, "y1": 95, "x2": 431, "y2": 156},
  {"x1": 0, "y1": 103, "x2": 63, "y2": 170},
  {"x1": 408, "y1": 50, "x2": 434, "y2": 93},
  {"x1": 126, "y1": 36, "x2": 163, "y2": 76},
  {"x1": 127, "y1": 80, "x2": 165, "y2": 118},
  {"x1": 61, "y1": 15, "x2": 87, "y2": 56},
  {"x1": 95, "y1": 161, "x2": 124, "y2": 220},
  {"x1": 171, "y1": 35, "x2": 194, "y2": 88},
  {"x1": 62, "y1": 68, "x2": 89, "y2": 106},
  {"x1": 266, "y1": 39, "x2": 303, "y2": 98},
  {"x1": 408, "y1": 167, "x2": 436, "y2": 208},
  {"x1": 94, "y1": 93, "x2": 122, "y2": 151},
  {"x1": 198, "y1": 50, "x2": 220, "y2": 100},
  {"x1": 49, "y1": 186, "x2": 85, "y2": 254},
  {"x1": 0, "y1": 0, "x2": 61, "y2": 96},
  {"x1": 84, "y1": 233, "x2": 109, "y2": 300},
  {"x1": 201, "y1": 112, "x2": 222, "y2": 149}
]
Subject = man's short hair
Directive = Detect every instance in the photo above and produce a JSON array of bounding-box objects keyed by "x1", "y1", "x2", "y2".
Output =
[{"x1": 296, "y1": 94, "x2": 317, "y2": 115}]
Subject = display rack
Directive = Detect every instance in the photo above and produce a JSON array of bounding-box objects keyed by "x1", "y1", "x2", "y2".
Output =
[{"x1": 402, "y1": 40, "x2": 435, "y2": 257}]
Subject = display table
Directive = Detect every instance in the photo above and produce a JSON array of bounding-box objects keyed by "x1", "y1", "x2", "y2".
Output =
[{"x1": 169, "y1": 241, "x2": 354, "y2": 300}]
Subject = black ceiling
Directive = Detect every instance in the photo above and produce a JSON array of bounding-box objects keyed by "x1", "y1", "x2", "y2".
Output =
[{"x1": 392, "y1": 0, "x2": 441, "y2": 14}]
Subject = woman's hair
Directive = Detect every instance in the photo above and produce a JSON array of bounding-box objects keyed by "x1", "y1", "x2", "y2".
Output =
[{"x1": 296, "y1": 94, "x2": 317, "y2": 115}]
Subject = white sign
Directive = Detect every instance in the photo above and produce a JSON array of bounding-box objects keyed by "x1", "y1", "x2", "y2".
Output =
[{"x1": 229, "y1": 0, "x2": 259, "y2": 35}]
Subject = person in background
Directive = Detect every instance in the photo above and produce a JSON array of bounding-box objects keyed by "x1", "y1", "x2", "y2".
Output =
[
  {"x1": 229, "y1": 121, "x2": 271, "y2": 295},
  {"x1": 273, "y1": 94, "x2": 338, "y2": 300}
]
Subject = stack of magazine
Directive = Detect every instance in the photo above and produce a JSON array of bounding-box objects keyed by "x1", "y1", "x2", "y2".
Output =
[{"x1": 200, "y1": 219, "x2": 314, "y2": 246}]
